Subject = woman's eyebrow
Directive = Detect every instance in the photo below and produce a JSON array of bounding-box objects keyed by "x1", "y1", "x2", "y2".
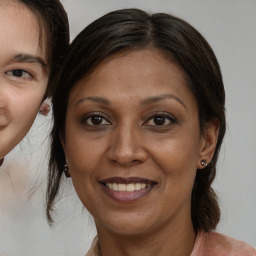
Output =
[
  {"x1": 75, "y1": 96, "x2": 110, "y2": 107},
  {"x1": 141, "y1": 94, "x2": 187, "y2": 110},
  {"x1": 8, "y1": 53, "x2": 48, "y2": 71}
]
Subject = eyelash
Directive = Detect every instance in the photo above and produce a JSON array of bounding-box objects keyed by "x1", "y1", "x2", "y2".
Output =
[
  {"x1": 5, "y1": 69, "x2": 33, "y2": 80},
  {"x1": 80, "y1": 111, "x2": 177, "y2": 129}
]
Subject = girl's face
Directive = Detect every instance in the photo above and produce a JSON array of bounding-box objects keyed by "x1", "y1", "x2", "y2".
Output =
[
  {"x1": 0, "y1": 1, "x2": 48, "y2": 158},
  {"x1": 63, "y1": 49, "x2": 218, "y2": 237}
]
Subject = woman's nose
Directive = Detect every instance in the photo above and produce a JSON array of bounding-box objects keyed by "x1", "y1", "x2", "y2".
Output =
[{"x1": 107, "y1": 125, "x2": 148, "y2": 166}]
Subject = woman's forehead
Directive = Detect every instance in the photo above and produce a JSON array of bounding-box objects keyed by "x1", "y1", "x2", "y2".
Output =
[{"x1": 68, "y1": 49, "x2": 196, "y2": 111}]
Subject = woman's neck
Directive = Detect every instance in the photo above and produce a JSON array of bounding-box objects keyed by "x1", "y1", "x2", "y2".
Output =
[{"x1": 96, "y1": 218, "x2": 196, "y2": 256}]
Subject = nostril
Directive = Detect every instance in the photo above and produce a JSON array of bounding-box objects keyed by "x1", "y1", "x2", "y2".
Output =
[
  {"x1": 109, "y1": 151, "x2": 147, "y2": 166},
  {"x1": 132, "y1": 159, "x2": 142, "y2": 163}
]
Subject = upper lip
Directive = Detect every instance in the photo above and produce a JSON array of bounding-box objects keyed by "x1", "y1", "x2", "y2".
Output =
[{"x1": 100, "y1": 177, "x2": 157, "y2": 185}]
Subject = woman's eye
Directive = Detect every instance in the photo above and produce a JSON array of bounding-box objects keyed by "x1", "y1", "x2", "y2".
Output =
[
  {"x1": 84, "y1": 115, "x2": 111, "y2": 126},
  {"x1": 6, "y1": 69, "x2": 32, "y2": 79},
  {"x1": 145, "y1": 114, "x2": 176, "y2": 126}
]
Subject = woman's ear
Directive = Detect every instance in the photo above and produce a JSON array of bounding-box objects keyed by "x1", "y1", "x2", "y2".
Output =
[{"x1": 197, "y1": 119, "x2": 219, "y2": 169}]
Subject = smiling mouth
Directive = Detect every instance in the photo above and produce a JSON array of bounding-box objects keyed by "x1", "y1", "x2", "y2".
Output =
[{"x1": 100, "y1": 177, "x2": 157, "y2": 202}]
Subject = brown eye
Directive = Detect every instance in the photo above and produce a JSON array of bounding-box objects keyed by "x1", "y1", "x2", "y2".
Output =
[
  {"x1": 144, "y1": 112, "x2": 177, "y2": 127},
  {"x1": 153, "y1": 116, "x2": 166, "y2": 125},
  {"x1": 83, "y1": 114, "x2": 111, "y2": 126},
  {"x1": 91, "y1": 116, "x2": 103, "y2": 125},
  {"x1": 147, "y1": 115, "x2": 172, "y2": 126}
]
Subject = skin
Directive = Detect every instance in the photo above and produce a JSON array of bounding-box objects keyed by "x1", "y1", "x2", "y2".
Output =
[
  {"x1": 62, "y1": 49, "x2": 219, "y2": 256},
  {"x1": 0, "y1": 0, "x2": 48, "y2": 159}
]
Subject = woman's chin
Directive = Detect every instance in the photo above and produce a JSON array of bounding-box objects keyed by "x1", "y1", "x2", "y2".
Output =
[{"x1": 95, "y1": 211, "x2": 162, "y2": 238}]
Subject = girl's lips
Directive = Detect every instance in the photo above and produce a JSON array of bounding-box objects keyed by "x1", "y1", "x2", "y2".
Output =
[{"x1": 99, "y1": 177, "x2": 157, "y2": 203}]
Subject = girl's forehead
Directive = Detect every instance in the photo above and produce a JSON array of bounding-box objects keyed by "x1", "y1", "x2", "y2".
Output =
[{"x1": 0, "y1": 0, "x2": 48, "y2": 66}]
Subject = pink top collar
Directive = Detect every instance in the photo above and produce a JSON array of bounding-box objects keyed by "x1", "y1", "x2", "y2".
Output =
[{"x1": 86, "y1": 231, "x2": 256, "y2": 256}]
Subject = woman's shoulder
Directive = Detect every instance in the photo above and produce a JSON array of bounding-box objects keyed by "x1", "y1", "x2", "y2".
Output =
[{"x1": 191, "y1": 231, "x2": 256, "y2": 256}]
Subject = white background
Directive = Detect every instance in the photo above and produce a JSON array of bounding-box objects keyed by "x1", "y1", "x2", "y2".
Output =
[{"x1": 0, "y1": 0, "x2": 255, "y2": 255}]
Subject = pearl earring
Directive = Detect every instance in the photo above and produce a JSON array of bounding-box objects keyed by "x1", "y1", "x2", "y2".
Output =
[
  {"x1": 201, "y1": 159, "x2": 208, "y2": 167},
  {"x1": 63, "y1": 163, "x2": 71, "y2": 178}
]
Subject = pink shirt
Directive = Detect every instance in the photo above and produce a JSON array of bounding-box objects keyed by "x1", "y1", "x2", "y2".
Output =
[
  {"x1": 86, "y1": 232, "x2": 256, "y2": 256},
  {"x1": 191, "y1": 231, "x2": 256, "y2": 256}
]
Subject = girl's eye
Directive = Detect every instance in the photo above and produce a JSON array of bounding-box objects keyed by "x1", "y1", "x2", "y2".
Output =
[
  {"x1": 145, "y1": 113, "x2": 176, "y2": 126},
  {"x1": 84, "y1": 114, "x2": 111, "y2": 126},
  {"x1": 6, "y1": 69, "x2": 32, "y2": 79}
]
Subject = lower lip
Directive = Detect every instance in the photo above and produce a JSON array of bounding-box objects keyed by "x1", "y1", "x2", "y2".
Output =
[{"x1": 100, "y1": 184, "x2": 155, "y2": 203}]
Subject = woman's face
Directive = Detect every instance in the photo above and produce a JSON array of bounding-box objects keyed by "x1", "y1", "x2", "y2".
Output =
[
  {"x1": 0, "y1": 1, "x2": 48, "y2": 158},
  {"x1": 63, "y1": 49, "x2": 213, "y2": 236}
]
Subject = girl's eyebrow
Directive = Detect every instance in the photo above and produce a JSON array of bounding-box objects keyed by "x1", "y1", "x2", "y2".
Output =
[
  {"x1": 8, "y1": 53, "x2": 48, "y2": 71},
  {"x1": 141, "y1": 94, "x2": 187, "y2": 110}
]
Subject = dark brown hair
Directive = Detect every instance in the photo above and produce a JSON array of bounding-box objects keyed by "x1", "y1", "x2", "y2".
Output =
[
  {"x1": 47, "y1": 9, "x2": 226, "y2": 232},
  {"x1": 18, "y1": 0, "x2": 70, "y2": 97}
]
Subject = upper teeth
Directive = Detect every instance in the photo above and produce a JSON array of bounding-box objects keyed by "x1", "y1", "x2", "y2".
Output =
[{"x1": 106, "y1": 183, "x2": 148, "y2": 192}]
